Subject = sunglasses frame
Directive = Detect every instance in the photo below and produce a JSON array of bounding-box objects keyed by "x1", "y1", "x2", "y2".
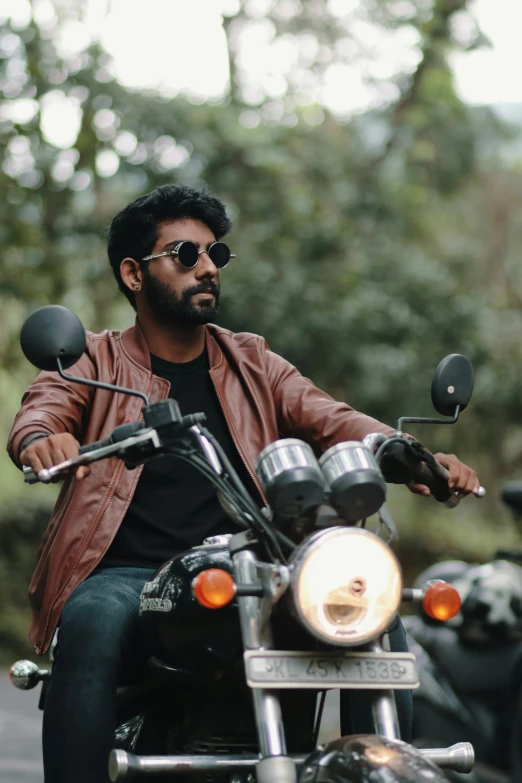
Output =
[{"x1": 140, "y1": 240, "x2": 235, "y2": 269}]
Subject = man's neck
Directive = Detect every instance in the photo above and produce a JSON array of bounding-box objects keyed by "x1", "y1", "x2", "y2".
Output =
[{"x1": 139, "y1": 318, "x2": 206, "y2": 363}]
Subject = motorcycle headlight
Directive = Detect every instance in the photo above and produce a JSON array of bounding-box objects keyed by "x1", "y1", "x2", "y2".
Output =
[
  {"x1": 290, "y1": 527, "x2": 402, "y2": 646},
  {"x1": 256, "y1": 439, "x2": 326, "y2": 518},
  {"x1": 319, "y1": 442, "x2": 386, "y2": 521}
]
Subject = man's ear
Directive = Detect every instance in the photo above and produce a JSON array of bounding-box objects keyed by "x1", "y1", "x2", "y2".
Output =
[{"x1": 120, "y1": 257, "x2": 142, "y2": 293}]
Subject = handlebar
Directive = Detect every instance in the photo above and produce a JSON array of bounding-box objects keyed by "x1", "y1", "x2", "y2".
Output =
[
  {"x1": 22, "y1": 409, "x2": 210, "y2": 484},
  {"x1": 21, "y1": 411, "x2": 280, "y2": 557},
  {"x1": 22, "y1": 415, "x2": 485, "y2": 515},
  {"x1": 78, "y1": 421, "x2": 144, "y2": 455}
]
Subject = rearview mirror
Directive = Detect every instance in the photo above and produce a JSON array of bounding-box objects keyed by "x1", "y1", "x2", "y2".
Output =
[
  {"x1": 20, "y1": 305, "x2": 86, "y2": 371},
  {"x1": 431, "y1": 354, "x2": 474, "y2": 417},
  {"x1": 20, "y1": 305, "x2": 149, "y2": 406},
  {"x1": 397, "y1": 353, "x2": 474, "y2": 433}
]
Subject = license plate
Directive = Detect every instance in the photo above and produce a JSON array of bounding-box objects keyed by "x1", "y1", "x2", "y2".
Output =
[{"x1": 244, "y1": 650, "x2": 419, "y2": 689}]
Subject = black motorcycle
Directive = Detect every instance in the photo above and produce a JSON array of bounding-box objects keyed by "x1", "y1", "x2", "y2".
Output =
[
  {"x1": 405, "y1": 485, "x2": 522, "y2": 783},
  {"x1": 9, "y1": 306, "x2": 483, "y2": 783}
]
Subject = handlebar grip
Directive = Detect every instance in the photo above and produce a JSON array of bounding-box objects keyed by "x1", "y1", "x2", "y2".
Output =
[
  {"x1": 412, "y1": 461, "x2": 452, "y2": 503},
  {"x1": 378, "y1": 440, "x2": 456, "y2": 505}
]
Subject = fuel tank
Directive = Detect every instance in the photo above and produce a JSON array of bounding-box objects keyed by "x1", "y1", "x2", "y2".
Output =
[
  {"x1": 300, "y1": 734, "x2": 450, "y2": 782},
  {"x1": 138, "y1": 539, "x2": 241, "y2": 670}
]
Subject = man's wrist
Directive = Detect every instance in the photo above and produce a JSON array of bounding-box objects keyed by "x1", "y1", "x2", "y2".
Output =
[{"x1": 20, "y1": 432, "x2": 49, "y2": 456}]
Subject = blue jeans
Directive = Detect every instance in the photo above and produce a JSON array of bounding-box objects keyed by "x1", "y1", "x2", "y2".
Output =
[{"x1": 42, "y1": 566, "x2": 156, "y2": 783}]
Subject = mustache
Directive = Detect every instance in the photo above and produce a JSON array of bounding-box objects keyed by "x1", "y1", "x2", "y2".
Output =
[{"x1": 184, "y1": 281, "x2": 220, "y2": 298}]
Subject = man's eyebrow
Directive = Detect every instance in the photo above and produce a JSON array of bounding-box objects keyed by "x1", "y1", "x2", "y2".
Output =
[
  {"x1": 162, "y1": 239, "x2": 213, "y2": 251},
  {"x1": 162, "y1": 239, "x2": 185, "y2": 250}
]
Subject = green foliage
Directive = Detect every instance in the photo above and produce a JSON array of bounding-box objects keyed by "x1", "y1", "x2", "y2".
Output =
[
  {"x1": 0, "y1": 497, "x2": 54, "y2": 662},
  {"x1": 1, "y1": 0, "x2": 522, "y2": 657}
]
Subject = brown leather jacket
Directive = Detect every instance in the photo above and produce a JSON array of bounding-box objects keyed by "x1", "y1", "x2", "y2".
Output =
[{"x1": 7, "y1": 320, "x2": 393, "y2": 655}]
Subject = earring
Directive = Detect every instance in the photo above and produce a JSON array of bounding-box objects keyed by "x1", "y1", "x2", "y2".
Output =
[{"x1": 134, "y1": 284, "x2": 140, "y2": 291}]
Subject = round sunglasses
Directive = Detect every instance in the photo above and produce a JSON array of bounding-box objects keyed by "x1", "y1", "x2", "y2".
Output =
[{"x1": 140, "y1": 240, "x2": 235, "y2": 269}]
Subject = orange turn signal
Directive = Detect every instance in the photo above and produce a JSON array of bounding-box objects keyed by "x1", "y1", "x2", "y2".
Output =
[
  {"x1": 422, "y1": 580, "x2": 461, "y2": 621},
  {"x1": 193, "y1": 569, "x2": 236, "y2": 609}
]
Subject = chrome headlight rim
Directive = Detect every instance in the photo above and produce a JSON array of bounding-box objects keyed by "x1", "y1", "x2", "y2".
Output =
[{"x1": 289, "y1": 526, "x2": 402, "y2": 647}]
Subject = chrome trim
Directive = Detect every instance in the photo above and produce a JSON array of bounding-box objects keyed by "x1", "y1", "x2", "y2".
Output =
[
  {"x1": 9, "y1": 660, "x2": 49, "y2": 690},
  {"x1": 256, "y1": 439, "x2": 322, "y2": 488},
  {"x1": 419, "y1": 743, "x2": 475, "y2": 773},
  {"x1": 189, "y1": 425, "x2": 223, "y2": 475},
  {"x1": 362, "y1": 432, "x2": 388, "y2": 452},
  {"x1": 108, "y1": 750, "x2": 306, "y2": 781},
  {"x1": 319, "y1": 441, "x2": 380, "y2": 484},
  {"x1": 232, "y1": 549, "x2": 289, "y2": 760},
  {"x1": 371, "y1": 691, "x2": 400, "y2": 740},
  {"x1": 200, "y1": 534, "x2": 233, "y2": 547}
]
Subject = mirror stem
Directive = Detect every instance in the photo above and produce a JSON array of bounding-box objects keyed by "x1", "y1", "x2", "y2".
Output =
[
  {"x1": 396, "y1": 405, "x2": 460, "y2": 435},
  {"x1": 56, "y1": 357, "x2": 149, "y2": 407}
]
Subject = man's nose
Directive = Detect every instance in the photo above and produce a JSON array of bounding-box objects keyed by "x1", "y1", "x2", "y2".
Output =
[{"x1": 195, "y1": 250, "x2": 218, "y2": 278}]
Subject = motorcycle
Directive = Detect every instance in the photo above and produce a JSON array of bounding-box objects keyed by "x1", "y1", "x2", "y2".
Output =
[
  {"x1": 9, "y1": 305, "x2": 484, "y2": 782},
  {"x1": 405, "y1": 485, "x2": 522, "y2": 783}
]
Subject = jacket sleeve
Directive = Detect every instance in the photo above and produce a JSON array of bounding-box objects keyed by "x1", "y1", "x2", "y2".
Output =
[
  {"x1": 265, "y1": 347, "x2": 395, "y2": 454},
  {"x1": 6, "y1": 348, "x2": 96, "y2": 469}
]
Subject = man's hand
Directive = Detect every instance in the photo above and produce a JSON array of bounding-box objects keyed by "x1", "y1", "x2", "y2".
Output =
[
  {"x1": 409, "y1": 453, "x2": 480, "y2": 499},
  {"x1": 20, "y1": 433, "x2": 90, "y2": 481}
]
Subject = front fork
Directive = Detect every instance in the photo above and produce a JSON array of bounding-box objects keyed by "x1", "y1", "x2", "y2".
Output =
[
  {"x1": 233, "y1": 543, "x2": 409, "y2": 783},
  {"x1": 370, "y1": 635, "x2": 401, "y2": 740},
  {"x1": 232, "y1": 545, "x2": 297, "y2": 783}
]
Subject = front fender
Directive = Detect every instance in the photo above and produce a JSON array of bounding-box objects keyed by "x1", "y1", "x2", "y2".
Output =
[{"x1": 299, "y1": 734, "x2": 449, "y2": 782}]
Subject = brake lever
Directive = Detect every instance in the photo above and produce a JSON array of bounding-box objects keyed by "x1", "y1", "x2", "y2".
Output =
[
  {"x1": 428, "y1": 461, "x2": 486, "y2": 508},
  {"x1": 412, "y1": 446, "x2": 486, "y2": 506}
]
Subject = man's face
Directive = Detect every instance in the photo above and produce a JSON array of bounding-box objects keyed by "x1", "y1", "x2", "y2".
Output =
[{"x1": 142, "y1": 218, "x2": 221, "y2": 326}]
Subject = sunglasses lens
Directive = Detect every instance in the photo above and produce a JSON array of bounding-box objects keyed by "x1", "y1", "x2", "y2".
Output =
[
  {"x1": 209, "y1": 242, "x2": 231, "y2": 268},
  {"x1": 177, "y1": 241, "x2": 199, "y2": 268}
]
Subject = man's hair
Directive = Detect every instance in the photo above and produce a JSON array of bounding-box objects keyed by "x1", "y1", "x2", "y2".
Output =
[{"x1": 107, "y1": 184, "x2": 233, "y2": 308}]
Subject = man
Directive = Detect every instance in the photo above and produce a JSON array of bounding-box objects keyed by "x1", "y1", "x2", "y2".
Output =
[{"x1": 8, "y1": 184, "x2": 480, "y2": 782}]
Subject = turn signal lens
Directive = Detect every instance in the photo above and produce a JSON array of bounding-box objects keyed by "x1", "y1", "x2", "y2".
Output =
[
  {"x1": 193, "y1": 569, "x2": 236, "y2": 609},
  {"x1": 422, "y1": 580, "x2": 461, "y2": 621}
]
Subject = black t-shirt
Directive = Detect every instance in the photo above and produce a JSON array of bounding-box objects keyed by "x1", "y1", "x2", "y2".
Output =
[{"x1": 102, "y1": 349, "x2": 251, "y2": 568}]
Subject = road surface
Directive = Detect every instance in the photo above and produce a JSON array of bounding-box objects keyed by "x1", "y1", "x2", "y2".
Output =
[{"x1": 0, "y1": 669, "x2": 43, "y2": 782}]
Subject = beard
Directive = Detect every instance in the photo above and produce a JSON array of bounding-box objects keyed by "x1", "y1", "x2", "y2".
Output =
[{"x1": 142, "y1": 269, "x2": 220, "y2": 326}]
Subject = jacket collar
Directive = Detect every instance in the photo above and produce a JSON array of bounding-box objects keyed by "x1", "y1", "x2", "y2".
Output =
[{"x1": 121, "y1": 318, "x2": 225, "y2": 371}]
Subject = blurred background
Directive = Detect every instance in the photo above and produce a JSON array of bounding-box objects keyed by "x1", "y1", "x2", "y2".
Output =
[{"x1": 1, "y1": 0, "x2": 522, "y2": 663}]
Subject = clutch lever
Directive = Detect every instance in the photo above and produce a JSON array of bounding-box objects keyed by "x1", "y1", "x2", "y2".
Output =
[{"x1": 22, "y1": 429, "x2": 161, "y2": 484}]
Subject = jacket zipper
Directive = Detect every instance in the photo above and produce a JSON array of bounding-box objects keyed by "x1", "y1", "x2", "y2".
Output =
[
  {"x1": 36, "y1": 376, "x2": 156, "y2": 654},
  {"x1": 209, "y1": 369, "x2": 266, "y2": 505}
]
